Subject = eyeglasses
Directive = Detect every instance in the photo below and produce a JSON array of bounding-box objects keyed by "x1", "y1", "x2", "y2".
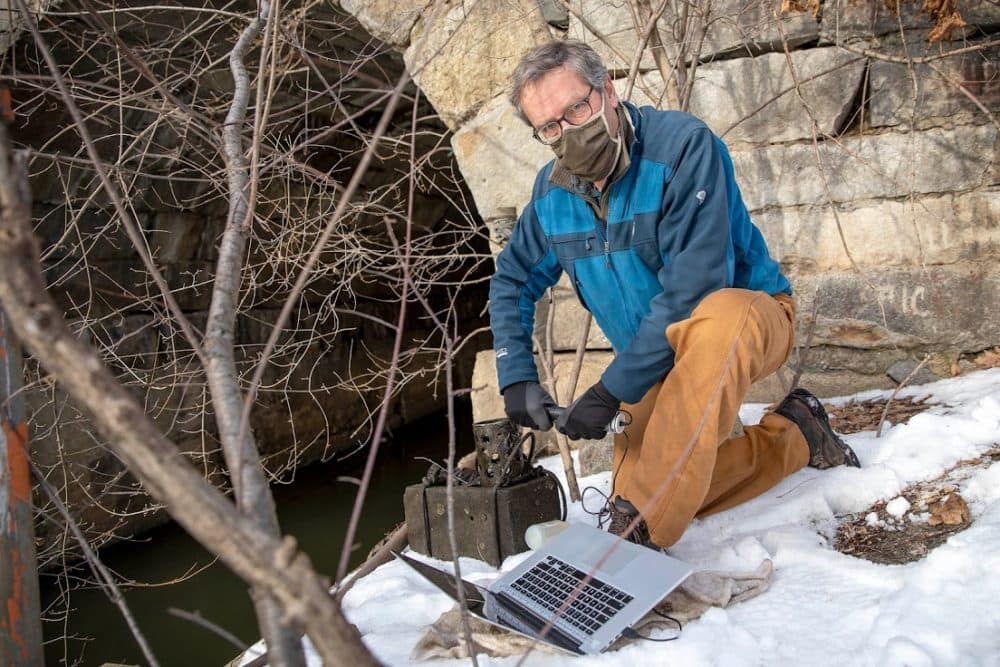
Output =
[{"x1": 531, "y1": 86, "x2": 600, "y2": 145}]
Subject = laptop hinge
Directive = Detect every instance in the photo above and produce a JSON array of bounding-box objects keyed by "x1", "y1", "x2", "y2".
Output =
[{"x1": 492, "y1": 590, "x2": 584, "y2": 654}]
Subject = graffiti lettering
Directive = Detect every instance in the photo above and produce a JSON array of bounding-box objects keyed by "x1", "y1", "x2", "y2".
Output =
[
  {"x1": 871, "y1": 283, "x2": 931, "y2": 318},
  {"x1": 900, "y1": 285, "x2": 930, "y2": 317}
]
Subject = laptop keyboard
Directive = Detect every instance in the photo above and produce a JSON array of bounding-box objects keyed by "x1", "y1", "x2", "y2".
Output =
[{"x1": 509, "y1": 555, "x2": 634, "y2": 636}]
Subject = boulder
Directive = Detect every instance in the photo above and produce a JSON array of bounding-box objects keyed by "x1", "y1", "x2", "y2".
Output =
[
  {"x1": 472, "y1": 349, "x2": 507, "y2": 422},
  {"x1": 577, "y1": 438, "x2": 613, "y2": 478}
]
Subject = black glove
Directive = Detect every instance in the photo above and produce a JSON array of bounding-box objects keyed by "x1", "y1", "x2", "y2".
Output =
[
  {"x1": 556, "y1": 381, "x2": 619, "y2": 440},
  {"x1": 502, "y1": 381, "x2": 556, "y2": 430}
]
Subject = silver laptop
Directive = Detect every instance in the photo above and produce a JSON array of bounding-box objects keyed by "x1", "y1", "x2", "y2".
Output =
[{"x1": 396, "y1": 522, "x2": 691, "y2": 655}]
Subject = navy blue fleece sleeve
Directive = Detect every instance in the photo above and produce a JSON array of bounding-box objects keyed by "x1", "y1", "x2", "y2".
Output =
[
  {"x1": 489, "y1": 203, "x2": 563, "y2": 392},
  {"x1": 601, "y1": 127, "x2": 734, "y2": 404}
]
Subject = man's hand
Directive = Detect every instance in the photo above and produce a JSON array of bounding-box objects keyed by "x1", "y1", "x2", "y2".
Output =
[
  {"x1": 556, "y1": 381, "x2": 620, "y2": 440},
  {"x1": 502, "y1": 381, "x2": 556, "y2": 430}
]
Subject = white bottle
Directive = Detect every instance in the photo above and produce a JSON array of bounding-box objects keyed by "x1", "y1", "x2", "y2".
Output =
[{"x1": 524, "y1": 519, "x2": 570, "y2": 550}]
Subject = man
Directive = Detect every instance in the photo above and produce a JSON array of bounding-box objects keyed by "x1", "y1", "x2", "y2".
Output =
[{"x1": 488, "y1": 40, "x2": 860, "y2": 550}]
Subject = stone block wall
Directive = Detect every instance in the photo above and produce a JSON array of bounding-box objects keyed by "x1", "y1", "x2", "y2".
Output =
[{"x1": 339, "y1": 0, "x2": 1000, "y2": 421}]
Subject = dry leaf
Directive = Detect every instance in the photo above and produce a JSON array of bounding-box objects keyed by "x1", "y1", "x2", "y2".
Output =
[
  {"x1": 973, "y1": 347, "x2": 1000, "y2": 369},
  {"x1": 781, "y1": 0, "x2": 820, "y2": 18},
  {"x1": 921, "y1": 0, "x2": 945, "y2": 14},
  {"x1": 928, "y1": 11, "x2": 967, "y2": 42},
  {"x1": 928, "y1": 492, "x2": 970, "y2": 526}
]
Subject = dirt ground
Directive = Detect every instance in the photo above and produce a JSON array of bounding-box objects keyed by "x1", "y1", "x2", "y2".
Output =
[{"x1": 823, "y1": 389, "x2": 998, "y2": 565}]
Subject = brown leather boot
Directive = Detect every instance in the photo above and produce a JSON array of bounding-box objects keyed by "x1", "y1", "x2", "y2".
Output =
[
  {"x1": 606, "y1": 497, "x2": 656, "y2": 550},
  {"x1": 774, "y1": 388, "x2": 861, "y2": 469}
]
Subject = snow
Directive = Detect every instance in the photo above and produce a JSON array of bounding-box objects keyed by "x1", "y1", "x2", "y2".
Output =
[
  {"x1": 243, "y1": 368, "x2": 1000, "y2": 666},
  {"x1": 885, "y1": 497, "x2": 911, "y2": 518}
]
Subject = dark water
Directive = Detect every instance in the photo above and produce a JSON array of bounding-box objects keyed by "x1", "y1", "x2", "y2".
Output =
[{"x1": 40, "y1": 403, "x2": 472, "y2": 667}]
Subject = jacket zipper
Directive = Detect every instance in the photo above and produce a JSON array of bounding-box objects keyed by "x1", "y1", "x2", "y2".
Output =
[{"x1": 574, "y1": 183, "x2": 640, "y2": 343}]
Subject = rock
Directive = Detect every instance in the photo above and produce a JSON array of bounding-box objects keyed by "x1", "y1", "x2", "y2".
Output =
[
  {"x1": 686, "y1": 48, "x2": 867, "y2": 146},
  {"x1": 451, "y1": 95, "x2": 552, "y2": 223},
  {"x1": 534, "y1": 274, "x2": 612, "y2": 352},
  {"x1": 804, "y1": 316, "x2": 927, "y2": 350},
  {"x1": 743, "y1": 367, "x2": 895, "y2": 402},
  {"x1": 820, "y1": 0, "x2": 1000, "y2": 43},
  {"x1": 0, "y1": 0, "x2": 56, "y2": 52},
  {"x1": 404, "y1": 0, "x2": 551, "y2": 129},
  {"x1": 566, "y1": 0, "x2": 658, "y2": 72},
  {"x1": 150, "y1": 211, "x2": 223, "y2": 264},
  {"x1": 536, "y1": 0, "x2": 568, "y2": 30},
  {"x1": 869, "y1": 38, "x2": 1000, "y2": 130},
  {"x1": 752, "y1": 190, "x2": 1000, "y2": 273},
  {"x1": 731, "y1": 124, "x2": 997, "y2": 210},
  {"x1": 578, "y1": 437, "x2": 613, "y2": 477},
  {"x1": 568, "y1": 0, "x2": 818, "y2": 73},
  {"x1": 886, "y1": 359, "x2": 941, "y2": 387},
  {"x1": 339, "y1": 0, "x2": 430, "y2": 47},
  {"x1": 471, "y1": 349, "x2": 506, "y2": 422},
  {"x1": 791, "y1": 264, "x2": 1000, "y2": 354},
  {"x1": 485, "y1": 207, "x2": 518, "y2": 255},
  {"x1": 548, "y1": 351, "x2": 614, "y2": 405},
  {"x1": 625, "y1": 47, "x2": 867, "y2": 145}
]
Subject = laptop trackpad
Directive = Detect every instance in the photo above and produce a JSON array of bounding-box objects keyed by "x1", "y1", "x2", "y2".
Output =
[{"x1": 579, "y1": 540, "x2": 638, "y2": 575}]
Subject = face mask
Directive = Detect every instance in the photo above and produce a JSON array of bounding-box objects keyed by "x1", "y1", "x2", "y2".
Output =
[{"x1": 551, "y1": 92, "x2": 622, "y2": 184}]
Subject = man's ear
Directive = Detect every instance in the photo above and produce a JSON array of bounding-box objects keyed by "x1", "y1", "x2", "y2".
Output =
[{"x1": 603, "y1": 75, "x2": 619, "y2": 108}]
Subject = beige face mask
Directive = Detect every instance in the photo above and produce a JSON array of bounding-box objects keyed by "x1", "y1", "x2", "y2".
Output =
[{"x1": 551, "y1": 91, "x2": 622, "y2": 183}]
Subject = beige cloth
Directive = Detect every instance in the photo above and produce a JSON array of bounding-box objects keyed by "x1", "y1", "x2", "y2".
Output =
[{"x1": 411, "y1": 559, "x2": 773, "y2": 660}]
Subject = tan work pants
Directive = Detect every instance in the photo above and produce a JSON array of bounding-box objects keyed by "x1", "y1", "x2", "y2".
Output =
[{"x1": 612, "y1": 288, "x2": 809, "y2": 547}]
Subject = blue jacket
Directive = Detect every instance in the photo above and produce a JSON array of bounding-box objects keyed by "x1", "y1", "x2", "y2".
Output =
[{"x1": 489, "y1": 103, "x2": 791, "y2": 404}]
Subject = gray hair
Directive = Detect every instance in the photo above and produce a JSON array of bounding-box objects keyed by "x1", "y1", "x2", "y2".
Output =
[{"x1": 509, "y1": 40, "x2": 608, "y2": 122}]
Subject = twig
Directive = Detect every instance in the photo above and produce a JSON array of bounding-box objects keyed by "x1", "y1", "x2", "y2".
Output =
[
  {"x1": 536, "y1": 289, "x2": 582, "y2": 501},
  {"x1": 831, "y1": 37, "x2": 1000, "y2": 65},
  {"x1": 624, "y1": 0, "x2": 672, "y2": 103},
  {"x1": 13, "y1": 0, "x2": 207, "y2": 366},
  {"x1": 30, "y1": 462, "x2": 160, "y2": 667},
  {"x1": 167, "y1": 607, "x2": 248, "y2": 651},
  {"x1": 789, "y1": 293, "x2": 820, "y2": 391},
  {"x1": 772, "y1": 6, "x2": 891, "y2": 330},
  {"x1": 877, "y1": 354, "x2": 932, "y2": 437},
  {"x1": 335, "y1": 524, "x2": 408, "y2": 602},
  {"x1": 557, "y1": 315, "x2": 591, "y2": 502},
  {"x1": 0, "y1": 102, "x2": 380, "y2": 667},
  {"x1": 927, "y1": 61, "x2": 1000, "y2": 133}
]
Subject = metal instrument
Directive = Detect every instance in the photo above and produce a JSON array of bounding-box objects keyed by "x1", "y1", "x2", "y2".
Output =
[{"x1": 546, "y1": 406, "x2": 629, "y2": 434}]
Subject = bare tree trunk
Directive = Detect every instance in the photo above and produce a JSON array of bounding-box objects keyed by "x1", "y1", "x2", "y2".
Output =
[
  {"x1": 207, "y1": 1, "x2": 305, "y2": 663},
  {"x1": 0, "y1": 124, "x2": 381, "y2": 667}
]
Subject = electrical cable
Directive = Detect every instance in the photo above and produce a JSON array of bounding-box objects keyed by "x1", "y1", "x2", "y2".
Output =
[{"x1": 621, "y1": 609, "x2": 682, "y2": 643}]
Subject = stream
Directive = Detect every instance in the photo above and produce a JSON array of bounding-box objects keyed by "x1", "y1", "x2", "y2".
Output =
[{"x1": 40, "y1": 403, "x2": 472, "y2": 666}]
